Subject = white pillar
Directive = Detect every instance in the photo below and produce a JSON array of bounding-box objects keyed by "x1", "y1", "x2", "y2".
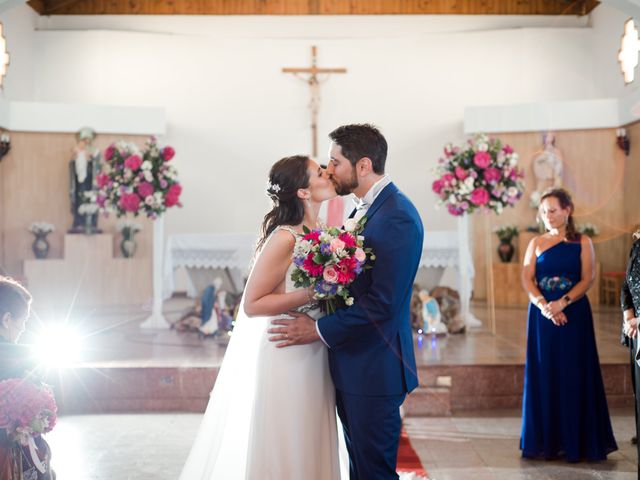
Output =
[
  {"x1": 458, "y1": 215, "x2": 481, "y2": 328},
  {"x1": 141, "y1": 216, "x2": 167, "y2": 329}
]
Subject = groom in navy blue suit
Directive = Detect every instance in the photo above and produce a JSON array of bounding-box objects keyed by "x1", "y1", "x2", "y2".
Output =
[{"x1": 269, "y1": 124, "x2": 423, "y2": 479}]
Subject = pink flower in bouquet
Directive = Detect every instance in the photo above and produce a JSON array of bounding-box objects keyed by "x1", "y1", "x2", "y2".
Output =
[
  {"x1": 338, "y1": 232, "x2": 356, "y2": 249},
  {"x1": 162, "y1": 146, "x2": 175, "y2": 162},
  {"x1": 432, "y1": 179, "x2": 444, "y2": 195},
  {"x1": 473, "y1": 151, "x2": 491, "y2": 169},
  {"x1": 303, "y1": 230, "x2": 320, "y2": 242},
  {"x1": 503, "y1": 145, "x2": 514, "y2": 154},
  {"x1": 303, "y1": 253, "x2": 324, "y2": 276},
  {"x1": 455, "y1": 166, "x2": 469, "y2": 180},
  {"x1": 0, "y1": 379, "x2": 58, "y2": 444},
  {"x1": 354, "y1": 248, "x2": 366, "y2": 262},
  {"x1": 337, "y1": 257, "x2": 357, "y2": 284},
  {"x1": 330, "y1": 238, "x2": 346, "y2": 252},
  {"x1": 137, "y1": 182, "x2": 154, "y2": 198},
  {"x1": 323, "y1": 266, "x2": 339, "y2": 284},
  {"x1": 470, "y1": 187, "x2": 490, "y2": 206},
  {"x1": 97, "y1": 194, "x2": 106, "y2": 208},
  {"x1": 483, "y1": 167, "x2": 501, "y2": 183},
  {"x1": 165, "y1": 184, "x2": 182, "y2": 207},
  {"x1": 119, "y1": 193, "x2": 141, "y2": 212},
  {"x1": 448, "y1": 205, "x2": 463, "y2": 216},
  {"x1": 104, "y1": 145, "x2": 115, "y2": 161},
  {"x1": 124, "y1": 155, "x2": 142, "y2": 171},
  {"x1": 96, "y1": 173, "x2": 109, "y2": 188}
]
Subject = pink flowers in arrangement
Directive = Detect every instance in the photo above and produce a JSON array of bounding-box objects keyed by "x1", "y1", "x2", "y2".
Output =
[
  {"x1": 290, "y1": 218, "x2": 374, "y2": 314},
  {"x1": 0, "y1": 379, "x2": 57, "y2": 448},
  {"x1": 96, "y1": 137, "x2": 182, "y2": 219},
  {"x1": 432, "y1": 133, "x2": 525, "y2": 216}
]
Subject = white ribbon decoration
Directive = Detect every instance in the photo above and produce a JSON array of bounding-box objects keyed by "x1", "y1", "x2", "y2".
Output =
[{"x1": 27, "y1": 435, "x2": 46, "y2": 474}]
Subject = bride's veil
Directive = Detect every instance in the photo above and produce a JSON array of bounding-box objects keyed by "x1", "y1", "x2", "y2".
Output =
[{"x1": 179, "y1": 293, "x2": 267, "y2": 479}]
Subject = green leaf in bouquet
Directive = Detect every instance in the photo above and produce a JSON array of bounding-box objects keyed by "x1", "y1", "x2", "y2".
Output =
[{"x1": 302, "y1": 225, "x2": 311, "y2": 234}]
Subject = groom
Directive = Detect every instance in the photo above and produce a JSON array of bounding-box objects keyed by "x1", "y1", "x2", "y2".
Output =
[{"x1": 269, "y1": 123, "x2": 423, "y2": 479}]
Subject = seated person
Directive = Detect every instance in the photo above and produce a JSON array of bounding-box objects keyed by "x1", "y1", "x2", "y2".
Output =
[{"x1": 0, "y1": 276, "x2": 55, "y2": 480}]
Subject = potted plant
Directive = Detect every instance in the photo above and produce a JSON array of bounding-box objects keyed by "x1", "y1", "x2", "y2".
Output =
[
  {"x1": 576, "y1": 222, "x2": 599, "y2": 238},
  {"x1": 116, "y1": 220, "x2": 142, "y2": 258},
  {"x1": 493, "y1": 224, "x2": 519, "y2": 263},
  {"x1": 28, "y1": 222, "x2": 54, "y2": 259}
]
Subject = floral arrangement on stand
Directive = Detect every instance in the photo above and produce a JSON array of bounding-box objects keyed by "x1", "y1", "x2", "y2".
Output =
[
  {"x1": 95, "y1": 137, "x2": 182, "y2": 219},
  {"x1": 28, "y1": 222, "x2": 55, "y2": 259},
  {"x1": 116, "y1": 220, "x2": 143, "y2": 258},
  {"x1": 576, "y1": 222, "x2": 599, "y2": 238},
  {"x1": 432, "y1": 133, "x2": 525, "y2": 216},
  {"x1": 290, "y1": 218, "x2": 374, "y2": 314},
  {"x1": 0, "y1": 379, "x2": 58, "y2": 475}
]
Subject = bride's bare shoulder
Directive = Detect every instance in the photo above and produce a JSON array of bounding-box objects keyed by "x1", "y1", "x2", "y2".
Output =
[{"x1": 259, "y1": 228, "x2": 297, "y2": 259}]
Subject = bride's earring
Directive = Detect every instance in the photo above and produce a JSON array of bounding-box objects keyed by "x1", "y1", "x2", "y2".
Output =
[{"x1": 305, "y1": 198, "x2": 312, "y2": 208}]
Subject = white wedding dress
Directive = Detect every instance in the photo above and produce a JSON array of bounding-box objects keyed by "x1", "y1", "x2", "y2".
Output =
[{"x1": 179, "y1": 227, "x2": 344, "y2": 480}]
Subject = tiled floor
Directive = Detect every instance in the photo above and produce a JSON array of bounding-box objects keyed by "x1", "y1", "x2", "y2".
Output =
[{"x1": 45, "y1": 408, "x2": 638, "y2": 480}]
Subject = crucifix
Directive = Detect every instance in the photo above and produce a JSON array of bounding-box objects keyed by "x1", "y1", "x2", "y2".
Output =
[{"x1": 282, "y1": 46, "x2": 347, "y2": 157}]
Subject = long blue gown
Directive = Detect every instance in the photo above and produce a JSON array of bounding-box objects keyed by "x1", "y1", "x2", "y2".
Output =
[{"x1": 520, "y1": 240, "x2": 618, "y2": 461}]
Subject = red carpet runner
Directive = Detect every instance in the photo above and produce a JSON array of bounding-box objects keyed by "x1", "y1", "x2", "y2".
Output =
[{"x1": 396, "y1": 426, "x2": 429, "y2": 478}]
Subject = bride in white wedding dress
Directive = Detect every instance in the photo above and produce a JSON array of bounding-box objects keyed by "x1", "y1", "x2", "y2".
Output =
[{"x1": 179, "y1": 155, "x2": 345, "y2": 480}]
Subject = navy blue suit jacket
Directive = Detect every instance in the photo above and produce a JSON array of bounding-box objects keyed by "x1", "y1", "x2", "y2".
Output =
[{"x1": 317, "y1": 182, "x2": 423, "y2": 396}]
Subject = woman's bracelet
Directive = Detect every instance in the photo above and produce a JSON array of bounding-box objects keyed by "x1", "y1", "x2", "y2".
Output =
[{"x1": 533, "y1": 295, "x2": 545, "y2": 308}]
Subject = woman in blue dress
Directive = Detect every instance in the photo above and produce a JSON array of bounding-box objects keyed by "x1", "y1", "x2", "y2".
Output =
[{"x1": 520, "y1": 188, "x2": 617, "y2": 461}]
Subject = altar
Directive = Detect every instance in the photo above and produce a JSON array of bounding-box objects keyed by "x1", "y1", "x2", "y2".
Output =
[{"x1": 163, "y1": 230, "x2": 473, "y2": 315}]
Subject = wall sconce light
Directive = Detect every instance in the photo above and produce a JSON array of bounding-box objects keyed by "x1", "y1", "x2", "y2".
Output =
[
  {"x1": 0, "y1": 132, "x2": 10, "y2": 162},
  {"x1": 618, "y1": 19, "x2": 640, "y2": 84},
  {"x1": 617, "y1": 128, "x2": 630, "y2": 156},
  {"x1": 0, "y1": 22, "x2": 8, "y2": 87}
]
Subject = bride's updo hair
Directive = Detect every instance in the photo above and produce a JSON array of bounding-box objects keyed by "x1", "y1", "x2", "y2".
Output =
[{"x1": 256, "y1": 155, "x2": 310, "y2": 251}]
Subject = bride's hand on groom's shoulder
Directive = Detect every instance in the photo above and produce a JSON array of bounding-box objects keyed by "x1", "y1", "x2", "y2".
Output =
[{"x1": 268, "y1": 311, "x2": 320, "y2": 348}]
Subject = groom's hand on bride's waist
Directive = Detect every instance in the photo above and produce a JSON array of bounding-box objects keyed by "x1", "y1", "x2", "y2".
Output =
[{"x1": 268, "y1": 311, "x2": 320, "y2": 348}]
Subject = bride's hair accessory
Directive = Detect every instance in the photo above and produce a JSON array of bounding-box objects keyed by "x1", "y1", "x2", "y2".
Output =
[{"x1": 266, "y1": 180, "x2": 282, "y2": 198}]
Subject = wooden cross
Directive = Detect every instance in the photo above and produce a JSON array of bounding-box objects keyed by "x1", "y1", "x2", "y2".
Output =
[{"x1": 282, "y1": 46, "x2": 347, "y2": 157}]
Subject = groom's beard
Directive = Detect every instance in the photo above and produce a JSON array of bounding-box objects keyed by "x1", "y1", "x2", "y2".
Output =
[{"x1": 332, "y1": 167, "x2": 358, "y2": 196}]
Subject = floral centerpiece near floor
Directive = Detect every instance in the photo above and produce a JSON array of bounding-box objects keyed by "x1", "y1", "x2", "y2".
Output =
[
  {"x1": 96, "y1": 137, "x2": 182, "y2": 219},
  {"x1": 432, "y1": 134, "x2": 525, "y2": 216},
  {"x1": 0, "y1": 379, "x2": 57, "y2": 475}
]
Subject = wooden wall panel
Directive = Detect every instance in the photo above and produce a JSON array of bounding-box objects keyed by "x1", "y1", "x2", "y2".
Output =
[
  {"x1": 472, "y1": 128, "x2": 627, "y2": 301},
  {"x1": 0, "y1": 131, "x2": 153, "y2": 293},
  {"x1": 31, "y1": 0, "x2": 599, "y2": 16}
]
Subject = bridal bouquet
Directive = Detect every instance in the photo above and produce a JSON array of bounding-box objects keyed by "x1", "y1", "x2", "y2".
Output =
[
  {"x1": 0, "y1": 379, "x2": 57, "y2": 473},
  {"x1": 432, "y1": 133, "x2": 525, "y2": 216},
  {"x1": 96, "y1": 136, "x2": 182, "y2": 219},
  {"x1": 290, "y1": 218, "x2": 373, "y2": 314}
]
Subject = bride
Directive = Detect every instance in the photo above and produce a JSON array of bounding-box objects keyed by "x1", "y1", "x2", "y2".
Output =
[{"x1": 179, "y1": 154, "x2": 343, "y2": 479}]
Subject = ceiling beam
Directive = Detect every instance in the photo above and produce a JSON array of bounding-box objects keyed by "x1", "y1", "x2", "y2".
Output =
[{"x1": 30, "y1": 0, "x2": 600, "y2": 16}]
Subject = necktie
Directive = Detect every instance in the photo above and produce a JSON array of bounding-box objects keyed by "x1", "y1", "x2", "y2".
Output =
[{"x1": 353, "y1": 199, "x2": 368, "y2": 221}]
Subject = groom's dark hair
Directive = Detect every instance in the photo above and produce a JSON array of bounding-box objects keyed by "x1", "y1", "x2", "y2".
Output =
[{"x1": 329, "y1": 124, "x2": 387, "y2": 174}]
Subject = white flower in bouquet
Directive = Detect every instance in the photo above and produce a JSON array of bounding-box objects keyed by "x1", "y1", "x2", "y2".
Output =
[
  {"x1": 343, "y1": 218, "x2": 359, "y2": 233},
  {"x1": 28, "y1": 222, "x2": 55, "y2": 235}
]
